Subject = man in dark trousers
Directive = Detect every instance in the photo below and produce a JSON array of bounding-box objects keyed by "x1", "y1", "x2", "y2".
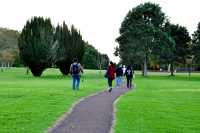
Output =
[
  {"x1": 125, "y1": 65, "x2": 134, "y2": 89},
  {"x1": 106, "y1": 61, "x2": 116, "y2": 92}
]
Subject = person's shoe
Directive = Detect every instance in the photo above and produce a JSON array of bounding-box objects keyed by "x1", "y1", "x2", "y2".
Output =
[{"x1": 108, "y1": 88, "x2": 112, "y2": 92}]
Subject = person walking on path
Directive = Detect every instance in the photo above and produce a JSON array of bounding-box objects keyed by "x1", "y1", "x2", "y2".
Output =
[
  {"x1": 122, "y1": 65, "x2": 126, "y2": 75},
  {"x1": 115, "y1": 65, "x2": 123, "y2": 88},
  {"x1": 125, "y1": 65, "x2": 134, "y2": 89},
  {"x1": 70, "y1": 58, "x2": 83, "y2": 90},
  {"x1": 106, "y1": 61, "x2": 116, "y2": 92}
]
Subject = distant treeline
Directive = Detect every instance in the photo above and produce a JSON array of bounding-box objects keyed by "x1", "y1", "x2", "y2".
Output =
[{"x1": 0, "y1": 17, "x2": 109, "y2": 76}]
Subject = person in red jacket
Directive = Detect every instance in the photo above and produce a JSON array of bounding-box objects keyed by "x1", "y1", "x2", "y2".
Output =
[{"x1": 106, "y1": 61, "x2": 116, "y2": 92}]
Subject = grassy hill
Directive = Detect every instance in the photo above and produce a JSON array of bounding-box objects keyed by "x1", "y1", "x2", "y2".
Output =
[
  {"x1": 0, "y1": 27, "x2": 19, "y2": 51},
  {"x1": 0, "y1": 27, "x2": 20, "y2": 66}
]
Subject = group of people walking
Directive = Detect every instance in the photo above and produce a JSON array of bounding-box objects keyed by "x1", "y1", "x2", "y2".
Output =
[
  {"x1": 105, "y1": 61, "x2": 134, "y2": 92},
  {"x1": 69, "y1": 58, "x2": 134, "y2": 92}
]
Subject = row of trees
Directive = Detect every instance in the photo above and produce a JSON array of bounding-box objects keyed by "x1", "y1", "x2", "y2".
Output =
[
  {"x1": 115, "y1": 2, "x2": 198, "y2": 76},
  {"x1": 18, "y1": 17, "x2": 109, "y2": 76},
  {"x1": 18, "y1": 17, "x2": 85, "y2": 76},
  {"x1": 83, "y1": 43, "x2": 109, "y2": 70}
]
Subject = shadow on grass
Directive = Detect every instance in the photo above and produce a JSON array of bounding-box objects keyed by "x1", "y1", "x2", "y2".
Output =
[
  {"x1": 0, "y1": 94, "x2": 25, "y2": 99},
  {"x1": 40, "y1": 75, "x2": 70, "y2": 80}
]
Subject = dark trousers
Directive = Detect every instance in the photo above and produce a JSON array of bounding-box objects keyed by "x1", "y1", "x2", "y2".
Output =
[
  {"x1": 126, "y1": 76, "x2": 132, "y2": 88},
  {"x1": 108, "y1": 78, "x2": 113, "y2": 87}
]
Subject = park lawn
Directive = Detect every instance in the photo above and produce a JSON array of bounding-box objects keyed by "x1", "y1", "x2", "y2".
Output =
[
  {"x1": 0, "y1": 68, "x2": 106, "y2": 133},
  {"x1": 115, "y1": 72, "x2": 200, "y2": 133}
]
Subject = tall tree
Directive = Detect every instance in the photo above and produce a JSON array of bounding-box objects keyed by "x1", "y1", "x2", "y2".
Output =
[
  {"x1": 116, "y1": 2, "x2": 167, "y2": 76},
  {"x1": 82, "y1": 43, "x2": 109, "y2": 69},
  {"x1": 18, "y1": 17, "x2": 54, "y2": 76},
  {"x1": 164, "y1": 22, "x2": 191, "y2": 76},
  {"x1": 82, "y1": 43, "x2": 99, "y2": 69},
  {"x1": 53, "y1": 22, "x2": 85, "y2": 75},
  {"x1": 100, "y1": 54, "x2": 109, "y2": 69},
  {"x1": 192, "y1": 22, "x2": 200, "y2": 64}
]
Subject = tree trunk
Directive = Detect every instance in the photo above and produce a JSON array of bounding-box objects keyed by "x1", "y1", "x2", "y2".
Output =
[
  {"x1": 26, "y1": 67, "x2": 29, "y2": 75},
  {"x1": 98, "y1": 53, "x2": 102, "y2": 74},
  {"x1": 168, "y1": 64, "x2": 171, "y2": 72},
  {"x1": 170, "y1": 63, "x2": 174, "y2": 76},
  {"x1": 188, "y1": 64, "x2": 191, "y2": 77},
  {"x1": 30, "y1": 65, "x2": 45, "y2": 77},
  {"x1": 59, "y1": 65, "x2": 70, "y2": 75},
  {"x1": 58, "y1": 63, "x2": 71, "y2": 75},
  {"x1": 99, "y1": 62, "x2": 102, "y2": 74},
  {"x1": 143, "y1": 55, "x2": 148, "y2": 76},
  {"x1": 1, "y1": 63, "x2": 3, "y2": 72}
]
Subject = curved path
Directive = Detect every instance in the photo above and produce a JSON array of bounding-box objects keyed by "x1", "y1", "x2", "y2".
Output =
[{"x1": 48, "y1": 86, "x2": 130, "y2": 133}]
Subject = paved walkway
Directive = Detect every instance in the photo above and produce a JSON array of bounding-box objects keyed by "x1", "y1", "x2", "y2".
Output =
[{"x1": 48, "y1": 86, "x2": 130, "y2": 133}]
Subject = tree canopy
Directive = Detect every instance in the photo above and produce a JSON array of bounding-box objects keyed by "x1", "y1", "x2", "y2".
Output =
[
  {"x1": 18, "y1": 17, "x2": 54, "y2": 76},
  {"x1": 192, "y1": 22, "x2": 200, "y2": 64},
  {"x1": 53, "y1": 22, "x2": 85, "y2": 75},
  {"x1": 163, "y1": 22, "x2": 191, "y2": 75},
  {"x1": 116, "y1": 2, "x2": 169, "y2": 76},
  {"x1": 82, "y1": 43, "x2": 109, "y2": 69}
]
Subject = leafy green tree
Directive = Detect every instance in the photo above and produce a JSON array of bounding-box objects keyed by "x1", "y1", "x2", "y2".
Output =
[
  {"x1": 116, "y1": 2, "x2": 167, "y2": 76},
  {"x1": 100, "y1": 54, "x2": 109, "y2": 69},
  {"x1": 192, "y1": 22, "x2": 200, "y2": 64},
  {"x1": 53, "y1": 22, "x2": 85, "y2": 75},
  {"x1": 82, "y1": 43, "x2": 109, "y2": 70},
  {"x1": 18, "y1": 17, "x2": 54, "y2": 76},
  {"x1": 82, "y1": 43, "x2": 99, "y2": 69},
  {"x1": 164, "y1": 22, "x2": 191, "y2": 76}
]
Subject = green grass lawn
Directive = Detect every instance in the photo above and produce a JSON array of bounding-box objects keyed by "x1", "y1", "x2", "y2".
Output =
[
  {"x1": 115, "y1": 72, "x2": 200, "y2": 133},
  {"x1": 0, "y1": 68, "x2": 106, "y2": 133}
]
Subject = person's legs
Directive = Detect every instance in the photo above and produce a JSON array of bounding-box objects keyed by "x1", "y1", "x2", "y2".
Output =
[
  {"x1": 76, "y1": 75, "x2": 80, "y2": 90},
  {"x1": 116, "y1": 76, "x2": 120, "y2": 87},
  {"x1": 108, "y1": 78, "x2": 112, "y2": 87},
  {"x1": 129, "y1": 77, "x2": 132, "y2": 89},
  {"x1": 118, "y1": 76, "x2": 122, "y2": 87},
  {"x1": 126, "y1": 77, "x2": 129, "y2": 88},
  {"x1": 108, "y1": 78, "x2": 113, "y2": 92},
  {"x1": 72, "y1": 76, "x2": 76, "y2": 90}
]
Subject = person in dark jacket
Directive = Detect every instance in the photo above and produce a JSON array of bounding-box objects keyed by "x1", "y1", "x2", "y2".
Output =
[
  {"x1": 125, "y1": 65, "x2": 134, "y2": 89},
  {"x1": 115, "y1": 65, "x2": 123, "y2": 88},
  {"x1": 106, "y1": 61, "x2": 116, "y2": 92},
  {"x1": 70, "y1": 58, "x2": 84, "y2": 90}
]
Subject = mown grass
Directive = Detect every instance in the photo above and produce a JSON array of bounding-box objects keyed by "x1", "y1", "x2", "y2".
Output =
[
  {"x1": 0, "y1": 68, "x2": 106, "y2": 133},
  {"x1": 115, "y1": 72, "x2": 200, "y2": 133}
]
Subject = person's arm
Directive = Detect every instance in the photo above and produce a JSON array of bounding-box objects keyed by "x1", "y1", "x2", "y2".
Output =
[
  {"x1": 124, "y1": 69, "x2": 127, "y2": 76},
  {"x1": 132, "y1": 69, "x2": 135, "y2": 78},
  {"x1": 69, "y1": 64, "x2": 72, "y2": 74},
  {"x1": 79, "y1": 64, "x2": 84, "y2": 73}
]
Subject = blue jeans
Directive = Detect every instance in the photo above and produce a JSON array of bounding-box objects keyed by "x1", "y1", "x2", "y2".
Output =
[
  {"x1": 72, "y1": 75, "x2": 80, "y2": 90},
  {"x1": 116, "y1": 76, "x2": 122, "y2": 87}
]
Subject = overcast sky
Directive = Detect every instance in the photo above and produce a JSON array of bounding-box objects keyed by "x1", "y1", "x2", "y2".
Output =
[{"x1": 0, "y1": 0, "x2": 200, "y2": 62}]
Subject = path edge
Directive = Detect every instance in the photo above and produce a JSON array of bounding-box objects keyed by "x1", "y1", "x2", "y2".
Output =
[
  {"x1": 45, "y1": 90, "x2": 106, "y2": 133},
  {"x1": 109, "y1": 89, "x2": 132, "y2": 133}
]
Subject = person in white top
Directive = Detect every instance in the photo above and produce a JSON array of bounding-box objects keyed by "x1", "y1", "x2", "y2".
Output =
[{"x1": 122, "y1": 65, "x2": 126, "y2": 75}]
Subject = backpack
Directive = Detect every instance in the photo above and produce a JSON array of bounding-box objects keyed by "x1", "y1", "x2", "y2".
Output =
[{"x1": 72, "y1": 64, "x2": 80, "y2": 74}]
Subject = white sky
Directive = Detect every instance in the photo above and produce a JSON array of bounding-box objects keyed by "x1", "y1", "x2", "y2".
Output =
[{"x1": 0, "y1": 0, "x2": 200, "y2": 63}]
